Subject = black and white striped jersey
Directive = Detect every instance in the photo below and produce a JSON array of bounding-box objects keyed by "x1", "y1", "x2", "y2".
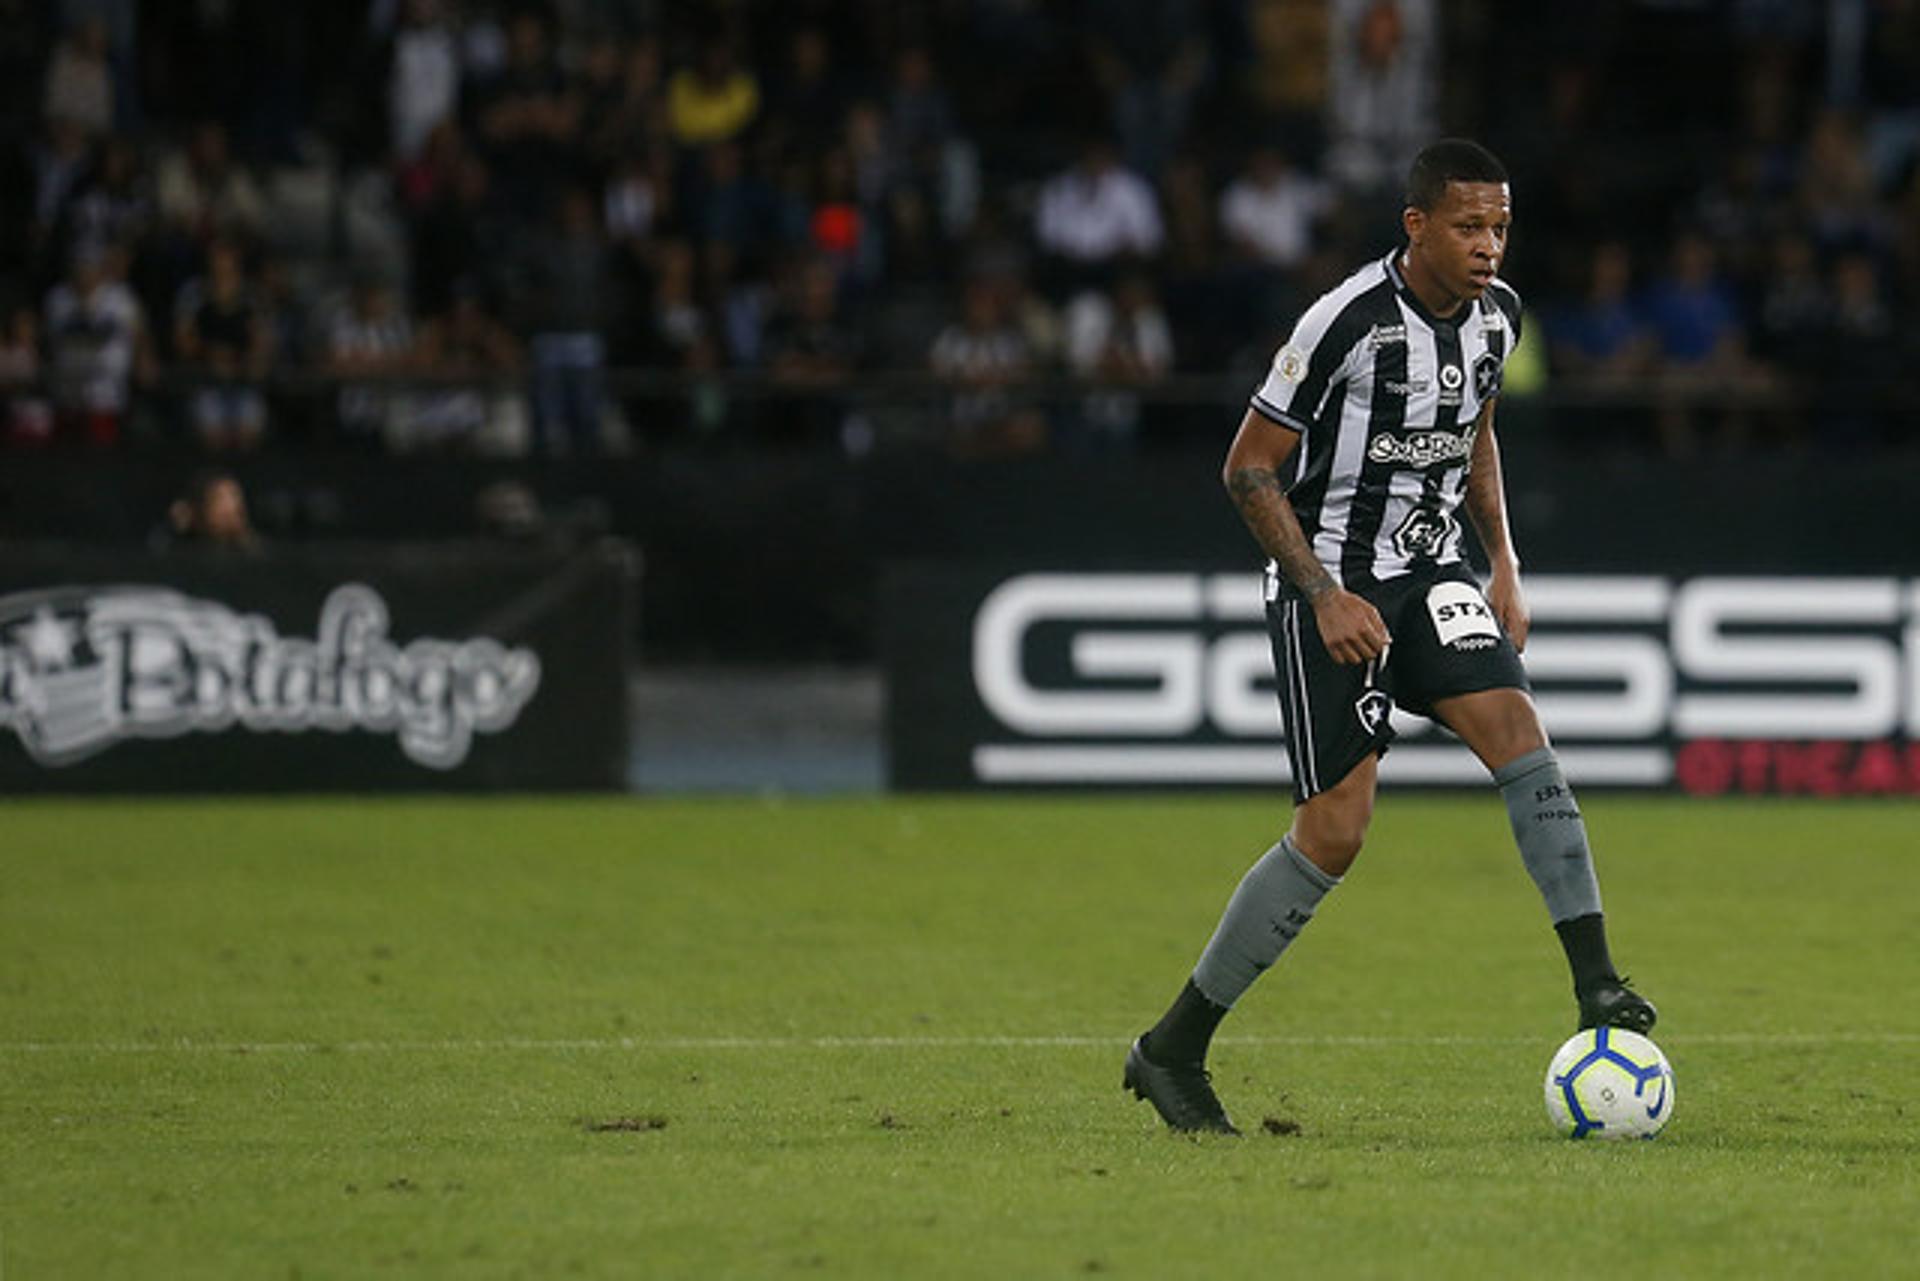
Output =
[{"x1": 1249, "y1": 250, "x2": 1522, "y2": 589}]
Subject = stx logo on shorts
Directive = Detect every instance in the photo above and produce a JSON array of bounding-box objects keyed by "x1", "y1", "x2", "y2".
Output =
[{"x1": 1427, "y1": 581, "x2": 1501, "y2": 649}]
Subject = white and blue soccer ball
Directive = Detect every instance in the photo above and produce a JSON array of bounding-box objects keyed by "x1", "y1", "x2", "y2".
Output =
[{"x1": 1544, "y1": 1026, "x2": 1674, "y2": 1140}]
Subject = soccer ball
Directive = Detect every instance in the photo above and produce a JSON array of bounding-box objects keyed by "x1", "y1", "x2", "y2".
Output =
[{"x1": 1544, "y1": 1026, "x2": 1674, "y2": 1140}]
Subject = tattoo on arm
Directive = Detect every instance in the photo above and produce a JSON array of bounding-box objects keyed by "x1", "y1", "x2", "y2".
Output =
[
  {"x1": 1464, "y1": 412, "x2": 1518, "y2": 569},
  {"x1": 1226, "y1": 466, "x2": 1336, "y2": 599}
]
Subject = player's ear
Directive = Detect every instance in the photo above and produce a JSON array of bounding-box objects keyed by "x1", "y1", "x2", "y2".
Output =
[{"x1": 1402, "y1": 204, "x2": 1425, "y2": 245}]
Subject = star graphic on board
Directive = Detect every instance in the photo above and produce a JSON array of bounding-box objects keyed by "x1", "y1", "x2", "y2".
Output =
[{"x1": 21, "y1": 607, "x2": 79, "y2": 671}]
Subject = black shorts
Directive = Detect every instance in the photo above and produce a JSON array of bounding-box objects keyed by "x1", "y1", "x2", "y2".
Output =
[{"x1": 1266, "y1": 563, "x2": 1530, "y2": 802}]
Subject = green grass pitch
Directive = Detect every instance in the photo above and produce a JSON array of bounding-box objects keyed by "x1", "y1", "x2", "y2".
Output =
[{"x1": 3, "y1": 794, "x2": 1916, "y2": 1278}]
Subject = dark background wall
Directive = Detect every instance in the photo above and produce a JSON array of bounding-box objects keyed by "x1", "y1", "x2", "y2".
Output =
[{"x1": 7, "y1": 424, "x2": 1912, "y2": 664}]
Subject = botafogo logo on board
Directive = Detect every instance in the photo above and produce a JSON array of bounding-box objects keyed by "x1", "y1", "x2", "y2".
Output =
[{"x1": 0, "y1": 584, "x2": 540, "y2": 769}]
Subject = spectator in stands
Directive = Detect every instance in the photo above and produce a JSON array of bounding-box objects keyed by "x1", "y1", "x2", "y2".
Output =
[
  {"x1": 1085, "y1": 0, "x2": 1209, "y2": 181},
  {"x1": 1213, "y1": 143, "x2": 1331, "y2": 358},
  {"x1": 325, "y1": 274, "x2": 416, "y2": 449},
  {"x1": 767, "y1": 26, "x2": 845, "y2": 157},
  {"x1": 809, "y1": 148, "x2": 876, "y2": 285},
  {"x1": 154, "y1": 121, "x2": 264, "y2": 246},
  {"x1": 1239, "y1": 0, "x2": 1331, "y2": 154},
  {"x1": 930, "y1": 277, "x2": 1047, "y2": 458},
  {"x1": 1157, "y1": 152, "x2": 1240, "y2": 370},
  {"x1": 583, "y1": 35, "x2": 666, "y2": 174},
  {"x1": 43, "y1": 241, "x2": 151, "y2": 447},
  {"x1": 42, "y1": 16, "x2": 113, "y2": 137},
  {"x1": 1752, "y1": 232, "x2": 1828, "y2": 387},
  {"x1": 524, "y1": 187, "x2": 612, "y2": 456},
  {"x1": 699, "y1": 138, "x2": 804, "y2": 292},
  {"x1": 471, "y1": 10, "x2": 581, "y2": 224},
  {"x1": 1798, "y1": 109, "x2": 1888, "y2": 255},
  {"x1": 1034, "y1": 137, "x2": 1163, "y2": 292},
  {"x1": 1220, "y1": 145, "x2": 1333, "y2": 271},
  {"x1": 1064, "y1": 271, "x2": 1173, "y2": 447},
  {"x1": 407, "y1": 286, "x2": 524, "y2": 454},
  {"x1": 1549, "y1": 241, "x2": 1652, "y2": 387},
  {"x1": 843, "y1": 101, "x2": 895, "y2": 213},
  {"x1": 384, "y1": 0, "x2": 461, "y2": 165},
  {"x1": 1862, "y1": 0, "x2": 1920, "y2": 191},
  {"x1": 396, "y1": 119, "x2": 464, "y2": 219},
  {"x1": 890, "y1": 47, "x2": 977, "y2": 240},
  {"x1": 0, "y1": 304, "x2": 54, "y2": 446},
  {"x1": 668, "y1": 37, "x2": 760, "y2": 150},
  {"x1": 31, "y1": 118, "x2": 92, "y2": 248},
  {"x1": 408, "y1": 146, "x2": 511, "y2": 319},
  {"x1": 61, "y1": 136, "x2": 152, "y2": 263},
  {"x1": 765, "y1": 256, "x2": 863, "y2": 448},
  {"x1": 649, "y1": 239, "x2": 709, "y2": 365},
  {"x1": 887, "y1": 46, "x2": 954, "y2": 182},
  {"x1": 158, "y1": 469, "x2": 262, "y2": 554},
  {"x1": 604, "y1": 148, "x2": 663, "y2": 246},
  {"x1": 1326, "y1": 0, "x2": 1437, "y2": 198},
  {"x1": 1812, "y1": 251, "x2": 1898, "y2": 450},
  {"x1": 172, "y1": 240, "x2": 271, "y2": 452},
  {"x1": 255, "y1": 255, "x2": 307, "y2": 371},
  {"x1": 1644, "y1": 231, "x2": 1762, "y2": 456}
]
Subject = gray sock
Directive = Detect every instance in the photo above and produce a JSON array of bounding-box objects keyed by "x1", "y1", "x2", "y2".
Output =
[
  {"x1": 1494, "y1": 747, "x2": 1602, "y2": 923},
  {"x1": 1190, "y1": 835, "x2": 1340, "y2": 1009}
]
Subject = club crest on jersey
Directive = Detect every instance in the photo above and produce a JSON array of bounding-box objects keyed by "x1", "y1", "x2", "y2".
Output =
[
  {"x1": 1473, "y1": 352, "x2": 1503, "y2": 399},
  {"x1": 1354, "y1": 689, "x2": 1393, "y2": 736},
  {"x1": 1392, "y1": 507, "x2": 1454, "y2": 560},
  {"x1": 1274, "y1": 344, "x2": 1308, "y2": 384}
]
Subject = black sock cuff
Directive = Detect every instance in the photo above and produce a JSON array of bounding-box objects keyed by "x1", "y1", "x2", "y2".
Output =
[{"x1": 1555, "y1": 912, "x2": 1617, "y2": 992}]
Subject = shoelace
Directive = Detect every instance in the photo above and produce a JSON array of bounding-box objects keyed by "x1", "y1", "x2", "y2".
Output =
[{"x1": 1170, "y1": 1066, "x2": 1226, "y2": 1120}]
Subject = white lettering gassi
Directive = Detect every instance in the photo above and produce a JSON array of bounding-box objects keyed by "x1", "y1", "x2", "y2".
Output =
[{"x1": 966, "y1": 572, "x2": 1919, "y2": 752}]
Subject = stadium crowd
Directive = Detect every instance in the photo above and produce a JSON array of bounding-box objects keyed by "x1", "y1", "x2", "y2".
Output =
[{"x1": 2, "y1": 0, "x2": 1917, "y2": 458}]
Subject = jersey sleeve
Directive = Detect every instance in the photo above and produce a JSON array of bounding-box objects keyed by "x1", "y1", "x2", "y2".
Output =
[
  {"x1": 1487, "y1": 279, "x2": 1523, "y2": 350},
  {"x1": 1250, "y1": 290, "x2": 1366, "y2": 433}
]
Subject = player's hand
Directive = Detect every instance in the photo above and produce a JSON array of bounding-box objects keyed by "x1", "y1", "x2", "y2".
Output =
[
  {"x1": 1488, "y1": 567, "x2": 1530, "y2": 652},
  {"x1": 1310, "y1": 588, "x2": 1390, "y2": 665}
]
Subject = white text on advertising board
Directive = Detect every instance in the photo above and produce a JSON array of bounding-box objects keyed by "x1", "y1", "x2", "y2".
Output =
[{"x1": 968, "y1": 574, "x2": 1920, "y2": 793}]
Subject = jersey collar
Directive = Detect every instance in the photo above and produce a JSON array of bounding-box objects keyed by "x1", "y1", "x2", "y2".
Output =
[{"x1": 1384, "y1": 249, "x2": 1468, "y2": 330}]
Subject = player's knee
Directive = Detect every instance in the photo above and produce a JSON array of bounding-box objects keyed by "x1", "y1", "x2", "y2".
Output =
[
  {"x1": 1291, "y1": 808, "x2": 1370, "y2": 876},
  {"x1": 1486, "y1": 721, "x2": 1550, "y2": 773}
]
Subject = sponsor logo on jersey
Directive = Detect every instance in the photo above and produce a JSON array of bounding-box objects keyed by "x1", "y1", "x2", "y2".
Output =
[
  {"x1": 1367, "y1": 430, "x2": 1474, "y2": 466},
  {"x1": 1366, "y1": 323, "x2": 1407, "y2": 350},
  {"x1": 1439, "y1": 364, "x2": 1463, "y2": 390},
  {"x1": 1382, "y1": 378, "x2": 1430, "y2": 396}
]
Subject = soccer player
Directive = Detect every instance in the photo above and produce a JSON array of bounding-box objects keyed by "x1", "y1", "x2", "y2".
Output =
[{"x1": 1124, "y1": 139, "x2": 1656, "y2": 1135}]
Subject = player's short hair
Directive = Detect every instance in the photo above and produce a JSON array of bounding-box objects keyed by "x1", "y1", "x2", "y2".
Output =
[{"x1": 1407, "y1": 139, "x2": 1508, "y2": 210}]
